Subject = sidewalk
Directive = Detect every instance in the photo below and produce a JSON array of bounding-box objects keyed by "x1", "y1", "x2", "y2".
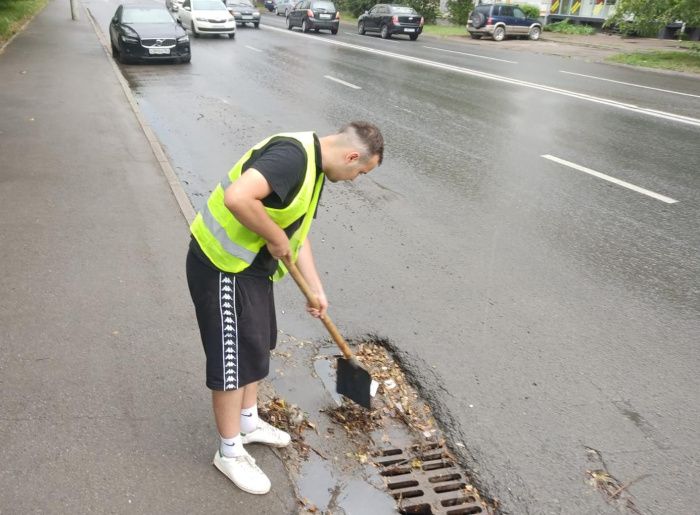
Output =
[{"x1": 0, "y1": 0, "x2": 296, "y2": 512}]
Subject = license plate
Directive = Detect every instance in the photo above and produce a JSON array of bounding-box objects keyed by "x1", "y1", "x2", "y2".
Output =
[
  {"x1": 242, "y1": 15, "x2": 253, "y2": 19},
  {"x1": 404, "y1": 28, "x2": 415, "y2": 32},
  {"x1": 149, "y1": 48, "x2": 170, "y2": 55},
  {"x1": 320, "y1": 13, "x2": 331, "y2": 18}
]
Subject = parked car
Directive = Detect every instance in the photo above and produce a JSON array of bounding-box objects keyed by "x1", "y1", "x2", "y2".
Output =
[
  {"x1": 274, "y1": 0, "x2": 295, "y2": 17},
  {"x1": 165, "y1": 0, "x2": 185, "y2": 12},
  {"x1": 110, "y1": 4, "x2": 191, "y2": 63},
  {"x1": 358, "y1": 4, "x2": 423, "y2": 40},
  {"x1": 178, "y1": 0, "x2": 236, "y2": 38},
  {"x1": 287, "y1": 0, "x2": 339, "y2": 34},
  {"x1": 467, "y1": 3, "x2": 541, "y2": 41},
  {"x1": 263, "y1": 0, "x2": 276, "y2": 12},
  {"x1": 225, "y1": 0, "x2": 261, "y2": 27}
]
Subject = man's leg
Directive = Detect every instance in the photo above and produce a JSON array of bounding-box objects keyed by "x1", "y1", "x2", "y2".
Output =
[{"x1": 212, "y1": 389, "x2": 244, "y2": 439}]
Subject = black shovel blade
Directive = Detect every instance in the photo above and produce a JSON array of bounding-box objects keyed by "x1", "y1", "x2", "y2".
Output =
[{"x1": 336, "y1": 356, "x2": 372, "y2": 409}]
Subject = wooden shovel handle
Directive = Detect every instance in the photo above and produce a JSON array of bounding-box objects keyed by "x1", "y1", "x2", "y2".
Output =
[{"x1": 282, "y1": 255, "x2": 354, "y2": 361}]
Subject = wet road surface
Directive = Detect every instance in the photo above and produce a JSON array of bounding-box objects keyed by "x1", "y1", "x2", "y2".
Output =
[{"x1": 86, "y1": 0, "x2": 700, "y2": 512}]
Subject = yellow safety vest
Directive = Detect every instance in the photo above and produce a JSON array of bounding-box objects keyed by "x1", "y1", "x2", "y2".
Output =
[{"x1": 190, "y1": 132, "x2": 324, "y2": 281}]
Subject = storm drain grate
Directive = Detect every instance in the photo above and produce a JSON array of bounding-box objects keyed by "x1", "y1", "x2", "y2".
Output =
[{"x1": 373, "y1": 442, "x2": 484, "y2": 515}]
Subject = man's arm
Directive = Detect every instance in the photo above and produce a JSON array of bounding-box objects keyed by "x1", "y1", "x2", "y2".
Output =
[
  {"x1": 223, "y1": 168, "x2": 290, "y2": 259},
  {"x1": 296, "y1": 238, "x2": 328, "y2": 318}
]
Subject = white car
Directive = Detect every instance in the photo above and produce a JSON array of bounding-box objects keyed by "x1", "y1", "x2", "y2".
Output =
[{"x1": 178, "y1": 0, "x2": 236, "y2": 38}]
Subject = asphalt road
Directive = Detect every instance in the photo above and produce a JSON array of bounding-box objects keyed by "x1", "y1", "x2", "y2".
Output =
[{"x1": 87, "y1": 1, "x2": 700, "y2": 513}]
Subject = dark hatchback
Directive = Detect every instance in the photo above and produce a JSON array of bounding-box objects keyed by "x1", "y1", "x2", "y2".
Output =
[
  {"x1": 287, "y1": 0, "x2": 339, "y2": 34},
  {"x1": 110, "y1": 4, "x2": 191, "y2": 64},
  {"x1": 358, "y1": 4, "x2": 423, "y2": 40}
]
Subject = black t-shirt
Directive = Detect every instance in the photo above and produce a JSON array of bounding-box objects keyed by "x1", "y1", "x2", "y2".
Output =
[{"x1": 190, "y1": 135, "x2": 323, "y2": 277}]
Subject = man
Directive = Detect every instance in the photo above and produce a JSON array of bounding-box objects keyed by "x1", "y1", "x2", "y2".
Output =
[{"x1": 186, "y1": 121, "x2": 384, "y2": 494}]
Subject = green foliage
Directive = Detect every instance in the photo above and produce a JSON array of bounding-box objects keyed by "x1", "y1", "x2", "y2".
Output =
[
  {"x1": 606, "y1": 0, "x2": 700, "y2": 37},
  {"x1": 406, "y1": 0, "x2": 440, "y2": 23},
  {"x1": 336, "y1": 0, "x2": 374, "y2": 17},
  {"x1": 544, "y1": 19, "x2": 596, "y2": 34},
  {"x1": 607, "y1": 50, "x2": 700, "y2": 72},
  {"x1": 447, "y1": 0, "x2": 473, "y2": 25},
  {"x1": 518, "y1": 4, "x2": 540, "y2": 19},
  {"x1": 0, "y1": 0, "x2": 48, "y2": 43},
  {"x1": 337, "y1": 0, "x2": 440, "y2": 21}
]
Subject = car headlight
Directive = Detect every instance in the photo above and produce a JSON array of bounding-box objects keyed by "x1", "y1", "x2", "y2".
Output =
[
  {"x1": 177, "y1": 34, "x2": 189, "y2": 42},
  {"x1": 227, "y1": 17, "x2": 235, "y2": 22},
  {"x1": 253, "y1": 12, "x2": 260, "y2": 16},
  {"x1": 232, "y1": 11, "x2": 240, "y2": 16},
  {"x1": 196, "y1": 17, "x2": 207, "y2": 21},
  {"x1": 121, "y1": 36, "x2": 139, "y2": 43}
]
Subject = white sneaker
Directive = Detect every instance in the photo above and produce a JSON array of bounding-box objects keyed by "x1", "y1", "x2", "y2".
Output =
[
  {"x1": 213, "y1": 450, "x2": 271, "y2": 495},
  {"x1": 241, "y1": 419, "x2": 291, "y2": 448}
]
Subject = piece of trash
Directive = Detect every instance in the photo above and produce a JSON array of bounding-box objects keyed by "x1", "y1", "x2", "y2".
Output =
[
  {"x1": 384, "y1": 379, "x2": 397, "y2": 390},
  {"x1": 456, "y1": 442, "x2": 465, "y2": 448},
  {"x1": 370, "y1": 380, "x2": 379, "y2": 397},
  {"x1": 469, "y1": 404, "x2": 474, "y2": 408}
]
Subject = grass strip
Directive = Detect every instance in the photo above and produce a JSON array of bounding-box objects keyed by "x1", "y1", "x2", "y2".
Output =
[
  {"x1": 0, "y1": 0, "x2": 49, "y2": 45},
  {"x1": 607, "y1": 50, "x2": 700, "y2": 73}
]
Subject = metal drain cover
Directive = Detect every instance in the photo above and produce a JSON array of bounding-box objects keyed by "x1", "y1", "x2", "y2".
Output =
[{"x1": 373, "y1": 442, "x2": 484, "y2": 515}]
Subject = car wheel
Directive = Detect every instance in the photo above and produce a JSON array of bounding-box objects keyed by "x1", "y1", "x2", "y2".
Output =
[
  {"x1": 528, "y1": 26, "x2": 541, "y2": 40},
  {"x1": 331, "y1": 28, "x2": 337, "y2": 35},
  {"x1": 302, "y1": 19, "x2": 309, "y2": 33},
  {"x1": 358, "y1": 21, "x2": 365, "y2": 35},
  {"x1": 492, "y1": 25, "x2": 505, "y2": 41},
  {"x1": 180, "y1": 54, "x2": 191, "y2": 63},
  {"x1": 380, "y1": 24, "x2": 390, "y2": 39},
  {"x1": 409, "y1": 33, "x2": 418, "y2": 40},
  {"x1": 111, "y1": 41, "x2": 119, "y2": 59},
  {"x1": 254, "y1": 22, "x2": 259, "y2": 28},
  {"x1": 287, "y1": 16, "x2": 293, "y2": 29},
  {"x1": 191, "y1": 22, "x2": 200, "y2": 38},
  {"x1": 228, "y1": 32, "x2": 235, "y2": 38},
  {"x1": 118, "y1": 49, "x2": 130, "y2": 64},
  {"x1": 470, "y1": 33, "x2": 482, "y2": 39}
]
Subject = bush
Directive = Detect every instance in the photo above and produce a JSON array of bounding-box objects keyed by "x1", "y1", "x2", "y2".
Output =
[
  {"x1": 447, "y1": 0, "x2": 473, "y2": 26},
  {"x1": 406, "y1": 0, "x2": 440, "y2": 23},
  {"x1": 336, "y1": 0, "x2": 374, "y2": 17},
  {"x1": 544, "y1": 19, "x2": 596, "y2": 35},
  {"x1": 518, "y1": 4, "x2": 540, "y2": 19}
]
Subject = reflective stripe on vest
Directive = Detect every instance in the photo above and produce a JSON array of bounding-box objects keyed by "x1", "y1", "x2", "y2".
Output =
[{"x1": 190, "y1": 132, "x2": 323, "y2": 280}]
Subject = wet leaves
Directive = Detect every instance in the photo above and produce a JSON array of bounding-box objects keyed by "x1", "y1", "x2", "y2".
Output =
[{"x1": 259, "y1": 396, "x2": 313, "y2": 457}]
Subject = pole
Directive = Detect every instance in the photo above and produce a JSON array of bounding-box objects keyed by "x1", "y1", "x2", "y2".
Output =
[{"x1": 70, "y1": 0, "x2": 79, "y2": 20}]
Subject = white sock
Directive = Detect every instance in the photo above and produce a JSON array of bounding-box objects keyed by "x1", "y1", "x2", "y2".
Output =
[
  {"x1": 219, "y1": 434, "x2": 244, "y2": 458},
  {"x1": 240, "y1": 405, "x2": 259, "y2": 434}
]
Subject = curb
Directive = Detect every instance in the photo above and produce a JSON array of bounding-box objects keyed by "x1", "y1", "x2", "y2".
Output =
[{"x1": 84, "y1": 4, "x2": 197, "y2": 225}]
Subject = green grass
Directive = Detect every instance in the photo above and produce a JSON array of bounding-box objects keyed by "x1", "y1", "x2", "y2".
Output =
[
  {"x1": 421, "y1": 24, "x2": 467, "y2": 37},
  {"x1": 0, "y1": 0, "x2": 49, "y2": 45},
  {"x1": 544, "y1": 19, "x2": 596, "y2": 35},
  {"x1": 607, "y1": 50, "x2": 700, "y2": 73}
]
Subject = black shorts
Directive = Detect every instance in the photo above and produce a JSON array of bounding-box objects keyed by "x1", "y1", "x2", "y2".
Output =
[{"x1": 186, "y1": 249, "x2": 277, "y2": 391}]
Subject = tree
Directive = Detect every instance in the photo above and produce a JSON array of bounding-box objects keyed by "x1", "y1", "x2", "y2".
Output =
[
  {"x1": 607, "y1": 0, "x2": 700, "y2": 36},
  {"x1": 447, "y1": 0, "x2": 473, "y2": 26}
]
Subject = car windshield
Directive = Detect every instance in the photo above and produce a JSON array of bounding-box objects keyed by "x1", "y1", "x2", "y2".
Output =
[
  {"x1": 391, "y1": 6, "x2": 417, "y2": 14},
  {"x1": 311, "y1": 1, "x2": 335, "y2": 10},
  {"x1": 229, "y1": 0, "x2": 253, "y2": 6},
  {"x1": 122, "y1": 8, "x2": 174, "y2": 23},
  {"x1": 193, "y1": 0, "x2": 228, "y2": 10}
]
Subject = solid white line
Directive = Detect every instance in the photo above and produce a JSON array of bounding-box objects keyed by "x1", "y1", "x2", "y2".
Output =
[
  {"x1": 245, "y1": 45, "x2": 263, "y2": 52},
  {"x1": 560, "y1": 71, "x2": 700, "y2": 99},
  {"x1": 541, "y1": 155, "x2": 679, "y2": 204},
  {"x1": 424, "y1": 45, "x2": 517, "y2": 64},
  {"x1": 263, "y1": 25, "x2": 700, "y2": 128},
  {"x1": 324, "y1": 75, "x2": 362, "y2": 89},
  {"x1": 393, "y1": 105, "x2": 414, "y2": 114}
]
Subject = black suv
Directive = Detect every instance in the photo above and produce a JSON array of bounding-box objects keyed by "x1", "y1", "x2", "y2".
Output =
[
  {"x1": 287, "y1": 0, "x2": 339, "y2": 34},
  {"x1": 467, "y1": 3, "x2": 542, "y2": 41}
]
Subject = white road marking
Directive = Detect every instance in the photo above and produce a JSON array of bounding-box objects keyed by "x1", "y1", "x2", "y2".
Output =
[
  {"x1": 560, "y1": 71, "x2": 700, "y2": 99},
  {"x1": 424, "y1": 45, "x2": 517, "y2": 64},
  {"x1": 541, "y1": 155, "x2": 679, "y2": 204},
  {"x1": 263, "y1": 25, "x2": 700, "y2": 128},
  {"x1": 324, "y1": 75, "x2": 362, "y2": 89},
  {"x1": 393, "y1": 105, "x2": 414, "y2": 114},
  {"x1": 245, "y1": 45, "x2": 262, "y2": 52}
]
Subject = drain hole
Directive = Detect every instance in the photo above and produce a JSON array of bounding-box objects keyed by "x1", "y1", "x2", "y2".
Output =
[
  {"x1": 423, "y1": 460, "x2": 454, "y2": 471},
  {"x1": 441, "y1": 496, "x2": 476, "y2": 507},
  {"x1": 378, "y1": 448, "x2": 403, "y2": 457},
  {"x1": 381, "y1": 466, "x2": 412, "y2": 477},
  {"x1": 446, "y1": 507, "x2": 482, "y2": 515},
  {"x1": 429, "y1": 473, "x2": 462, "y2": 483},
  {"x1": 398, "y1": 503, "x2": 432, "y2": 514},
  {"x1": 434, "y1": 482, "x2": 467, "y2": 493},
  {"x1": 420, "y1": 452, "x2": 446, "y2": 461},
  {"x1": 392, "y1": 489, "x2": 424, "y2": 499},
  {"x1": 379, "y1": 458, "x2": 407, "y2": 466},
  {"x1": 388, "y1": 480, "x2": 420, "y2": 490}
]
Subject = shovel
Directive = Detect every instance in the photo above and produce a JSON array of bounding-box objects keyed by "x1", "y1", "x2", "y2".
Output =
[{"x1": 282, "y1": 255, "x2": 373, "y2": 409}]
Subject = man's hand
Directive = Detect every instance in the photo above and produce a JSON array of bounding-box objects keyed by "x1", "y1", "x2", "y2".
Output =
[
  {"x1": 306, "y1": 290, "x2": 328, "y2": 319},
  {"x1": 266, "y1": 238, "x2": 291, "y2": 260}
]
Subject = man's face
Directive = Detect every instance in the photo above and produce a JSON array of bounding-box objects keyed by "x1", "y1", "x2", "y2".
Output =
[{"x1": 326, "y1": 152, "x2": 380, "y2": 182}]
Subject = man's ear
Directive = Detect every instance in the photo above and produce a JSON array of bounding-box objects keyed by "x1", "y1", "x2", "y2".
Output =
[{"x1": 346, "y1": 151, "x2": 360, "y2": 163}]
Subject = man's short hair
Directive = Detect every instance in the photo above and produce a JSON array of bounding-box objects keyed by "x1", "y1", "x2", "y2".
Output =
[{"x1": 339, "y1": 121, "x2": 384, "y2": 166}]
